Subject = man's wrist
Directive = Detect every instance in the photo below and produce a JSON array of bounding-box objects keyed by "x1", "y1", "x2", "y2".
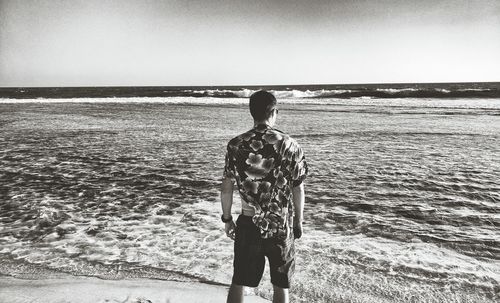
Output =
[{"x1": 221, "y1": 214, "x2": 233, "y2": 223}]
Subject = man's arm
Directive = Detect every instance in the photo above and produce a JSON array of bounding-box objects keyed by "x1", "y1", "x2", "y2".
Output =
[
  {"x1": 221, "y1": 176, "x2": 236, "y2": 240},
  {"x1": 292, "y1": 183, "x2": 305, "y2": 239}
]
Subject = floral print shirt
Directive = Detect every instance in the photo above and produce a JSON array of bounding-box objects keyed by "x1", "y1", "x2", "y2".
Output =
[{"x1": 223, "y1": 124, "x2": 308, "y2": 239}]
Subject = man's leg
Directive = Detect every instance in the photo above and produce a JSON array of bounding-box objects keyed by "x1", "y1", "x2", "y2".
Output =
[
  {"x1": 272, "y1": 285, "x2": 289, "y2": 303},
  {"x1": 229, "y1": 216, "x2": 265, "y2": 302},
  {"x1": 266, "y1": 234, "x2": 295, "y2": 303},
  {"x1": 226, "y1": 284, "x2": 244, "y2": 303}
]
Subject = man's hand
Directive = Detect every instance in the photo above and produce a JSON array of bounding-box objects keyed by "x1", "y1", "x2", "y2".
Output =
[
  {"x1": 293, "y1": 221, "x2": 303, "y2": 239},
  {"x1": 225, "y1": 220, "x2": 236, "y2": 240}
]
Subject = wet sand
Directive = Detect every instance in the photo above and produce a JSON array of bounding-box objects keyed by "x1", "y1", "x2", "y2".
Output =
[{"x1": 0, "y1": 275, "x2": 269, "y2": 303}]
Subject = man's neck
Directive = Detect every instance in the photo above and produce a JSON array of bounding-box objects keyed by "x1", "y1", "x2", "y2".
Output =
[{"x1": 254, "y1": 120, "x2": 272, "y2": 128}]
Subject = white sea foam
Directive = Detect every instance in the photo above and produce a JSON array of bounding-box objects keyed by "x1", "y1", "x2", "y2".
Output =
[
  {"x1": 2, "y1": 96, "x2": 500, "y2": 109},
  {"x1": 375, "y1": 88, "x2": 419, "y2": 93}
]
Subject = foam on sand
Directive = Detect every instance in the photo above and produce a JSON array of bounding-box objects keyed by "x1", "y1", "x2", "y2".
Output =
[{"x1": 0, "y1": 275, "x2": 269, "y2": 303}]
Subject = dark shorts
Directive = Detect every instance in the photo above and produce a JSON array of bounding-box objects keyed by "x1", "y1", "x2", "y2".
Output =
[{"x1": 232, "y1": 215, "x2": 295, "y2": 289}]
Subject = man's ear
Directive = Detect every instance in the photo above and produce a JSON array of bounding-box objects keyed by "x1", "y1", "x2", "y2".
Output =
[{"x1": 270, "y1": 109, "x2": 277, "y2": 119}]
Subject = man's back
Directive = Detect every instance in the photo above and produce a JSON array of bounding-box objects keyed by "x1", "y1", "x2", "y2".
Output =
[
  {"x1": 224, "y1": 123, "x2": 308, "y2": 239},
  {"x1": 221, "y1": 90, "x2": 307, "y2": 303}
]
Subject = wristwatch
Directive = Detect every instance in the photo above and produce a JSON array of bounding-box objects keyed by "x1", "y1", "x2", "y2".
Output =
[{"x1": 221, "y1": 214, "x2": 233, "y2": 223}]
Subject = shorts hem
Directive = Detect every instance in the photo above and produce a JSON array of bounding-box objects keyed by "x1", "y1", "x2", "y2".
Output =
[
  {"x1": 270, "y1": 279, "x2": 290, "y2": 289},
  {"x1": 231, "y1": 278, "x2": 259, "y2": 288}
]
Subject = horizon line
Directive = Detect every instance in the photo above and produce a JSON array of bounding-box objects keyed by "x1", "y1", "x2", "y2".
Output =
[{"x1": 1, "y1": 80, "x2": 499, "y2": 89}]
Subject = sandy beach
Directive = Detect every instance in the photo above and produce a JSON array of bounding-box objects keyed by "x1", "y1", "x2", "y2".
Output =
[{"x1": 0, "y1": 275, "x2": 269, "y2": 303}]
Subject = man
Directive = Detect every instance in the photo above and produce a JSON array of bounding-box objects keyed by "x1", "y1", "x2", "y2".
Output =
[{"x1": 221, "y1": 90, "x2": 308, "y2": 303}]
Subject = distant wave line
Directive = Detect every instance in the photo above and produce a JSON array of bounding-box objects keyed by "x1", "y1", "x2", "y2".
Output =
[
  {"x1": 291, "y1": 131, "x2": 498, "y2": 139},
  {"x1": 1, "y1": 84, "x2": 500, "y2": 99}
]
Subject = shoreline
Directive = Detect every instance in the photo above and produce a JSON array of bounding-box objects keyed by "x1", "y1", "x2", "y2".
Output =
[
  {"x1": 0, "y1": 257, "x2": 269, "y2": 302},
  {"x1": 1, "y1": 256, "x2": 497, "y2": 303},
  {"x1": 0, "y1": 274, "x2": 269, "y2": 303},
  {"x1": 0, "y1": 259, "x2": 269, "y2": 303}
]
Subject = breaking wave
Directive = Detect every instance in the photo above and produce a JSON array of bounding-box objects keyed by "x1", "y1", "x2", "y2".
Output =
[
  {"x1": 1, "y1": 83, "x2": 499, "y2": 99},
  {"x1": 145, "y1": 87, "x2": 500, "y2": 99}
]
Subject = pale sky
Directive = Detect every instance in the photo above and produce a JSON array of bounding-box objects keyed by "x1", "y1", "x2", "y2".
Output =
[{"x1": 0, "y1": 0, "x2": 499, "y2": 87}]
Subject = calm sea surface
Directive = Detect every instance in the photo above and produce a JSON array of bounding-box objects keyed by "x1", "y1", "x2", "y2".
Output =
[{"x1": 0, "y1": 96, "x2": 499, "y2": 301}]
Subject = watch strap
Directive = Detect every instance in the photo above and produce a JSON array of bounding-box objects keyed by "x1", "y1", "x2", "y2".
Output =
[{"x1": 221, "y1": 214, "x2": 233, "y2": 223}]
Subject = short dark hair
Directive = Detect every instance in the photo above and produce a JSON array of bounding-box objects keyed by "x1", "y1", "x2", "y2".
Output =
[{"x1": 249, "y1": 90, "x2": 277, "y2": 121}]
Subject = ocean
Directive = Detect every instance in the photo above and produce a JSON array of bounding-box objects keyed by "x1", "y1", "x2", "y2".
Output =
[{"x1": 0, "y1": 82, "x2": 499, "y2": 302}]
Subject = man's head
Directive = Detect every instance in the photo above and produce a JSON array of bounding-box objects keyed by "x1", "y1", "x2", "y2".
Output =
[{"x1": 249, "y1": 90, "x2": 278, "y2": 125}]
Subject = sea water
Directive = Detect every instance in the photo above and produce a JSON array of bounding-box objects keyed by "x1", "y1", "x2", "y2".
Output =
[{"x1": 0, "y1": 95, "x2": 499, "y2": 302}]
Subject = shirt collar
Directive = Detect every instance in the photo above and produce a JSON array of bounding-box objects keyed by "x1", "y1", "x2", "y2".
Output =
[{"x1": 254, "y1": 123, "x2": 272, "y2": 131}]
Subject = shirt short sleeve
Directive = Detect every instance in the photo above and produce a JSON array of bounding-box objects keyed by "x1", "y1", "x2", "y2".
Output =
[
  {"x1": 291, "y1": 145, "x2": 308, "y2": 187},
  {"x1": 223, "y1": 144, "x2": 236, "y2": 179}
]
